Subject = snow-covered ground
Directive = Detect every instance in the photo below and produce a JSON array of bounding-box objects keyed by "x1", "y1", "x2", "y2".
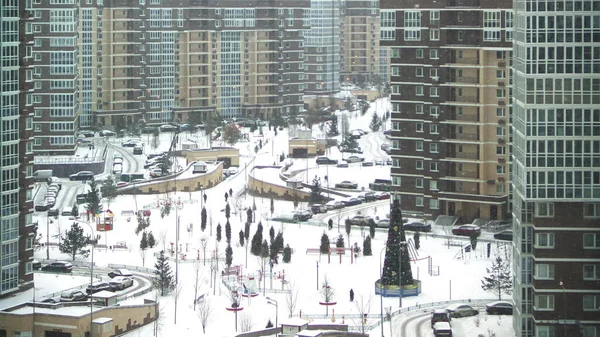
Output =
[{"x1": 15, "y1": 97, "x2": 515, "y2": 337}]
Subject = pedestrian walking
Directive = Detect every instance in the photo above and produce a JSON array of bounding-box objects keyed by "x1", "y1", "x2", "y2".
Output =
[{"x1": 349, "y1": 288, "x2": 354, "y2": 302}]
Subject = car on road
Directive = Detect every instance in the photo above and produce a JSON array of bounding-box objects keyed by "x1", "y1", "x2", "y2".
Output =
[
  {"x1": 45, "y1": 197, "x2": 56, "y2": 207},
  {"x1": 446, "y1": 303, "x2": 479, "y2": 318},
  {"x1": 431, "y1": 309, "x2": 451, "y2": 328},
  {"x1": 310, "y1": 204, "x2": 328, "y2": 214},
  {"x1": 133, "y1": 146, "x2": 144, "y2": 155},
  {"x1": 325, "y1": 200, "x2": 345, "y2": 210},
  {"x1": 485, "y1": 301, "x2": 513, "y2": 315},
  {"x1": 32, "y1": 260, "x2": 41, "y2": 270},
  {"x1": 47, "y1": 176, "x2": 62, "y2": 187},
  {"x1": 377, "y1": 219, "x2": 390, "y2": 228},
  {"x1": 316, "y1": 156, "x2": 337, "y2": 165},
  {"x1": 493, "y1": 229, "x2": 513, "y2": 241},
  {"x1": 433, "y1": 322, "x2": 453, "y2": 337},
  {"x1": 344, "y1": 155, "x2": 365, "y2": 163},
  {"x1": 121, "y1": 139, "x2": 143, "y2": 147},
  {"x1": 159, "y1": 124, "x2": 179, "y2": 132},
  {"x1": 47, "y1": 208, "x2": 59, "y2": 217},
  {"x1": 109, "y1": 276, "x2": 134, "y2": 291},
  {"x1": 79, "y1": 130, "x2": 95, "y2": 138},
  {"x1": 60, "y1": 290, "x2": 88, "y2": 302},
  {"x1": 179, "y1": 124, "x2": 193, "y2": 131},
  {"x1": 150, "y1": 168, "x2": 165, "y2": 178},
  {"x1": 41, "y1": 261, "x2": 73, "y2": 273},
  {"x1": 108, "y1": 269, "x2": 133, "y2": 278},
  {"x1": 335, "y1": 181, "x2": 358, "y2": 189},
  {"x1": 349, "y1": 215, "x2": 373, "y2": 226},
  {"x1": 403, "y1": 222, "x2": 432, "y2": 232},
  {"x1": 376, "y1": 192, "x2": 391, "y2": 200},
  {"x1": 112, "y1": 163, "x2": 123, "y2": 175},
  {"x1": 35, "y1": 203, "x2": 51, "y2": 211},
  {"x1": 340, "y1": 146, "x2": 363, "y2": 154},
  {"x1": 451, "y1": 224, "x2": 481, "y2": 237},
  {"x1": 77, "y1": 138, "x2": 93, "y2": 145},
  {"x1": 336, "y1": 162, "x2": 349, "y2": 168},
  {"x1": 357, "y1": 192, "x2": 376, "y2": 202},
  {"x1": 362, "y1": 161, "x2": 374, "y2": 167},
  {"x1": 113, "y1": 157, "x2": 124, "y2": 165},
  {"x1": 342, "y1": 198, "x2": 362, "y2": 207},
  {"x1": 86, "y1": 282, "x2": 112, "y2": 295},
  {"x1": 99, "y1": 130, "x2": 116, "y2": 137},
  {"x1": 293, "y1": 209, "x2": 313, "y2": 221},
  {"x1": 69, "y1": 171, "x2": 94, "y2": 181}
]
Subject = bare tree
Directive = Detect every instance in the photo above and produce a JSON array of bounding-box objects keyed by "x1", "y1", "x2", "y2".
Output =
[
  {"x1": 239, "y1": 312, "x2": 254, "y2": 332},
  {"x1": 319, "y1": 276, "x2": 335, "y2": 316},
  {"x1": 54, "y1": 219, "x2": 63, "y2": 245},
  {"x1": 172, "y1": 282, "x2": 183, "y2": 324},
  {"x1": 193, "y1": 260, "x2": 204, "y2": 310},
  {"x1": 353, "y1": 293, "x2": 373, "y2": 335},
  {"x1": 152, "y1": 290, "x2": 166, "y2": 336},
  {"x1": 233, "y1": 196, "x2": 244, "y2": 222},
  {"x1": 285, "y1": 281, "x2": 299, "y2": 318},
  {"x1": 196, "y1": 296, "x2": 213, "y2": 334},
  {"x1": 336, "y1": 208, "x2": 344, "y2": 232},
  {"x1": 158, "y1": 228, "x2": 169, "y2": 253}
]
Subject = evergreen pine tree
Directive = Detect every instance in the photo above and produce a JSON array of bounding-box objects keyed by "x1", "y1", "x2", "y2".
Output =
[
  {"x1": 224, "y1": 192, "x2": 229, "y2": 202},
  {"x1": 269, "y1": 226, "x2": 275, "y2": 243},
  {"x1": 71, "y1": 203, "x2": 79, "y2": 217},
  {"x1": 225, "y1": 244, "x2": 233, "y2": 270},
  {"x1": 140, "y1": 231, "x2": 148, "y2": 249},
  {"x1": 481, "y1": 256, "x2": 513, "y2": 300},
  {"x1": 148, "y1": 231, "x2": 156, "y2": 248},
  {"x1": 216, "y1": 223, "x2": 222, "y2": 242},
  {"x1": 246, "y1": 207, "x2": 253, "y2": 223},
  {"x1": 369, "y1": 220, "x2": 376, "y2": 238},
  {"x1": 244, "y1": 222, "x2": 251, "y2": 242},
  {"x1": 282, "y1": 244, "x2": 292, "y2": 263},
  {"x1": 250, "y1": 222, "x2": 264, "y2": 256},
  {"x1": 101, "y1": 176, "x2": 118, "y2": 208},
  {"x1": 270, "y1": 198, "x2": 275, "y2": 216},
  {"x1": 363, "y1": 236, "x2": 372, "y2": 256},
  {"x1": 59, "y1": 223, "x2": 90, "y2": 261},
  {"x1": 261, "y1": 240, "x2": 270, "y2": 259},
  {"x1": 320, "y1": 233, "x2": 330, "y2": 254},
  {"x1": 274, "y1": 231, "x2": 284, "y2": 253},
  {"x1": 85, "y1": 178, "x2": 103, "y2": 217},
  {"x1": 309, "y1": 177, "x2": 324, "y2": 204},
  {"x1": 266, "y1": 319, "x2": 273, "y2": 328},
  {"x1": 269, "y1": 242, "x2": 278, "y2": 262},
  {"x1": 369, "y1": 112, "x2": 382, "y2": 132},
  {"x1": 345, "y1": 219, "x2": 352, "y2": 243},
  {"x1": 336, "y1": 234, "x2": 345, "y2": 248},
  {"x1": 328, "y1": 219, "x2": 333, "y2": 230},
  {"x1": 135, "y1": 212, "x2": 149, "y2": 235},
  {"x1": 201, "y1": 207, "x2": 207, "y2": 231},
  {"x1": 239, "y1": 230, "x2": 245, "y2": 247},
  {"x1": 225, "y1": 221, "x2": 232, "y2": 244},
  {"x1": 381, "y1": 199, "x2": 414, "y2": 286},
  {"x1": 153, "y1": 250, "x2": 175, "y2": 296},
  {"x1": 414, "y1": 232, "x2": 421, "y2": 250},
  {"x1": 470, "y1": 234, "x2": 479, "y2": 250},
  {"x1": 225, "y1": 203, "x2": 231, "y2": 219}
]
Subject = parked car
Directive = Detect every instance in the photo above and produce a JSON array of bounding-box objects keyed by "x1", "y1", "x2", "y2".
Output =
[
  {"x1": 147, "y1": 152, "x2": 167, "y2": 160},
  {"x1": 451, "y1": 225, "x2": 481, "y2": 237},
  {"x1": 431, "y1": 309, "x2": 451, "y2": 328},
  {"x1": 159, "y1": 124, "x2": 179, "y2": 132},
  {"x1": 485, "y1": 301, "x2": 513, "y2": 315},
  {"x1": 316, "y1": 156, "x2": 338, "y2": 165},
  {"x1": 179, "y1": 124, "x2": 193, "y2": 131},
  {"x1": 41, "y1": 261, "x2": 73, "y2": 273},
  {"x1": 60, "y1": 290, "x2": 88, "y2": 302},
  {"x1": 293, "y1": 209, "x2": 313, "y2": 221},
  {"x1": 344, "y1": 155, "x2": 365, "y2": 163},
  {"x1": 357, "y1": 192, "x2": 376, "y2": 202},
  {"x1": 45, "y1": 191, "x2": 57, "y2": 199},
  {"x1": 377, "y1": 219, "x2": 390, "y2": 228},
  {"x1": 342, "y1": 198, "x2": 362, "y2": 207},
  {"x1": 32, "y1": 260, "x2": 41, "y2": 270},
  {"x1": 86, "y1": 282, "x2": 111, "y2": 295},
  {"x1": 121, "y1": 139, "x2": 143, "y2": 147},
  {"x1": 113, "y1": 157, "x2": 124, "y2": 165},
  {"x1": 336, "y1": 162, "x2": 349, "y2": 168},
  {"x1": 349, "y1": 215, "x2": 373, "y2": 226},
  {"x1": 47, "y1": 186, "x2": 60, "y2": 194},
  {"x1": 150, "y1": 168, "x2": 165, "y2": 178},
  {"x1": 47, "y1": 208, "x2": 59, "y2": 217},
  {"x1": 335, "y1": 181, "x2": 358, "y2": 189},
  {"x1": 35, "y1": 203, "x2": 51, "y2": 211},
  {"x1": 77, "y1": 138, "x2": 93, "y2": 145},
  {"x1": 493, "y1": 229, "x2": 513, "y2": 241},
  {"x1": 109, "y1": 276, "x2": 134, "y2": 291},
  {"x1": 141, "y1": 126, "x2": 158, "y2": 134},
  {"x1": 340, "y1": 146, "x2": 363, "y2": 154},
  {"x1": 47, "y1": 176, "x2": 62, "y2": 187},
  {"x1": 433, "y1": 322, "x2": 453, "y2": 337},
  {"x1": 376, "y1": 192, "x2": 391, "y2": 200},
  {"x1": 310, "y1": 204, "x2": 328, "y2": 214},
  {"x1": 446, "y1": 304, "x2": 479, "y2": 318},
  {"x1": 133, "y1": 146, "x2": 144, "y2": 155},
  {"x1": 116, "y1": 181, "x2": 129, "y2": 188},
  {"x1": 69, "y1": 171, "x2": 94, "y2": 181},
  {"x1": 99, "y1": 130, "x2": 116, "y2": 137},
  {"x1": 79, "y1": 130, "x2": 95, "y2": 138},
  {"x1": 112, "y1": 163, "x2": 123, "y2": 175},
  {"x1": 108, "y1": 269, "x2": 133, "y2": 278},
  {"x1": 403, "y1": 222, "x2": 432, "y2": 232},
  {"x1": 362, "y1": 161, "x2": 374, "y2": 167},
  {"x1": 45, "y1": 197, "x2": 56, "y2": 207},
  {"x1": 325, "y1": 200, "x2": 345, "y2": 210}
]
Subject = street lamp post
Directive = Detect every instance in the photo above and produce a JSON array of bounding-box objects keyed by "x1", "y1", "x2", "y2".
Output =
[
  {"x1": 560, "y1": 281, "x2": 567, "y2": 337},
  {"x1": 81, "y1": 221, "x2": 95, "y2": 337},
  {"x1": 316, "y1": 261, "x2": 319, "y2": 290},
  {"x1": 379, "y1": 246, "x2": 386, "y2": 337},
  {"x1": 266, "y1": 297, "x2": 279, "y2": 328}
]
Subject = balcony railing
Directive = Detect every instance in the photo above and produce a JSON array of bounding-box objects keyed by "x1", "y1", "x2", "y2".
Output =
[
  {"x1": 450, "y1": 76, "x2": 479, "y2": 84},
  {"x1": 446, "y1": 151, "x2": 479, "y2": 160},
  {"x1": 448, "y1": 56, "x2": 479, "y2": 65},
  {"x1": 446, "y1": 169, "x2": 479, "y2": 179},
  {"x1": 451, "y1": 95, "x2": 479, "y2": 103},
  {"x1": 447, "y1": 113, "x2": 479, "y2": 122}
]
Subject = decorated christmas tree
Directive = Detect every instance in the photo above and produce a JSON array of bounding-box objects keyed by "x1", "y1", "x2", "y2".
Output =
[{"x1": 381, "y1": 199, "x2": 413, "y2": 286}]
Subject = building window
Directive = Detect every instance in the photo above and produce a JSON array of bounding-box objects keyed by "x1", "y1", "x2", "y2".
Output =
[
  {"x1": 416, "y1": 196, "x2": 424, "y2": 207},
  {"x1": 483, "y1": 10, "x2": 501, "y2": 41},
  {"x1": 430, "y1": 162, "x2": 439, "y2": 171},
  {"x1": 496, "y1": 89, "x2": 505, "y2": 98},
  {"x1": 584, "y1": 203, "x2": 600, "y2": 218},
  {"x1": 416, "y1": 123, "x2": 423, "y2": 132},
  {"x1": 416, "y1": 160, "x2": 424, "y2": 170},
  {"x1": 536, "y1": 326, "x2": 555, "y2": 337},
  {"x1": 458, "y1": 31, "x2": 464, "y2": 41},
  {"x1": 496, "y1": 146, "x2": 506, "y2": 155},
  {"x1": 416, "y1": 178, "x2": 423, "y2": 188},
  {"x1": 380, "y1": 10, "x2": 396, "y2": 40},
  {"x1": 430, "y1": 29, "x2": 439, "y2": 41},
  {"x1": 583, "y1": 264, "x2": 600, "y2": 280},
  {"x1": 536, "y1": 202, "x2": 554, "y2": 217},
  {"x1": 535, "y1": 264, "x2": 555, "y2": 280},
  {"x1": 415, "y1": 104, "x2": 424, "y2": 114},
  {"x1": 430, "y1": 124, "x2": 438, "y2": 134},
  {"x1": 416, "y1": 141, "x2": 423, "y2": 151},
  {"x1": 430, "y1": 87, "x2": 439, "y2": 97},
  {"x1": 583, "y1": 295, "x2": 600, "y2": 311},
  {"x1": 430, "y1": 106, "x2": 440, "y2": 116},
  {"x1": 496, "y1": 126, "x2": 506, "y2": 136},
  {"x1": 496, "y1": 165, "x2": 505, "y2": 174},
  {"x1": 496, "y1": 184, "x2": 506, "y2": 193},
  {"x1": 416, "y1": 49, "x2": 424, "y2": 58},
  {"x1": 430, "y1": 10, "x2": 439, "y2": 25},
  {"x1": 416, "y1": 68, "x2": 424, "y2": 77},
  {"x1": 430, "y1": 49, "x2": 439, "y2": 59},
  {"x1": 496, "y1": 108, "x2": 505, "y2": 117},
  {"x1": 534, "y1": 295, "x2": 555, "y2": 311},
  {"x1": 430, "y1": 199, "x2": 439, "y2": 209},
  {"x1": 392, "y1": 176, "x2": 401, "y2": 186},
  {"x1": 430, "y1": 181, "x2": 438, "y2": 191},
  {"x1": 416, "y1": 86, "x2": 424, "y2": 96},
  {"x1": 404, "y1": 11, "x2": 421, "y2": 41},
  {"x1": 535, "y1": 233, "x2": 555, "y2": 248},
  {"x1": 430, "y1": 143, "x2": 439, "y2": 153},
  {"x1": 584, "y1": 234, "x2": 600, "y2": 249},
  {"x1": 430, "y1": 68, "x2": 439, "y2": 79},
  {"x1": 497, "y1": 70, "x2": 506, "y2": 79}
]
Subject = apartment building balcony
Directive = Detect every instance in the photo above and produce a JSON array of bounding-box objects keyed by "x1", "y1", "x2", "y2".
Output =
[
  {"x1": 447, "y1": 55, "x2": 479, "y2": 65},
  {"x1": 445, "y1": 112, "x2": 480, "y2": 122},
  {"x1": 448, "y1": 75, "x2": 479, "y2": 84},
  {"x1": 443, "y1": 130, "x2": 480, "y2": 141},
  {"x1": 445, "y1": 150, "x2": 480, "y2": 160},
  {"x1": 448, "y1": 95, "x2": 479, "y2": 104},
  {"x1": 446, "y1": 167, "x2": 479, "y2": 179}
]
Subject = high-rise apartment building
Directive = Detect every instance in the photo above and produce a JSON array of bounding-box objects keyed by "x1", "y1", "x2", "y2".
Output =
[
  {"x1": 511, "y1": 1, "x2": 600, "y2": 336},
  {"x1": 1, "y1": 0, "x2": 36, "y2": 295},
  {"x1": 32, "y1": 0, "x2": 309, "y2": 153},
  {"x1": 380, "y1": 0, "x2": 513, "y2": 222},
  {"x1": 304, "y1": 0, "x2": 340, "y2": 95},
  {"x1": 339, "y1": 0, "x2": 381, "y2": 84}
]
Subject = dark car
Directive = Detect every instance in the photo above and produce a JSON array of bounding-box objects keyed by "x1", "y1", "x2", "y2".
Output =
[
  {"x1": 60, "y1": 290, "x2": 88, "y2": 302},
  {"x1": 357, "y1": 192, "x2": 376, "y2": 202},
  {"x1": 316, "y1": 156, "x2": 337, "y2": 165},
  {"x1": 486, "y1": 301, "x2": 513, "y2": 315},
  {"x1": 121, "y1": 139, "x2": 143, "y2": 147},
  {"x1": 86, "y1": 282, "x2": 111, "y2": 294},
  {"x1": 431, "y1": 309, "x2": 451, "y2": 328},
  {"x1": 159, "y1": 124, "x2": 179, "y2": 132},
  {"x1": 350, "y1": 215, "x2": 373, "y2": 226},
  {"x1": 108, "y1": 269, "x2": 133, "y2": 278},
  {"x1": 99, "y1": 130, "x2": 116, "y2": 137},
  {"x1": 179, "y1": 124, "x2": 193, "y2": 131},
  {"x1": 79, "y1": 130, "x2": 95, "y2": 138},
  {"x1": 293, "y1": 209, "x2": 313, "y2": 221},
  {"x1": 451, "y1": 225, "x2": 481, "y2": 237},
  {"x1": 342, "y1": 198, "x2": 362, "y2": 207},
  {"x1": 310, "y1": 204, "x2": 328, "y2": 214},
  {"x1": 41, "y1": 261, "x2": 73, "y2": 273},
  {"x1": 141, "y1": 126, "x2": 158, "y2": 134},
  {"x1": 47, "y1": 208, "x2": 59, "y2": 217},
  {"x1": 69, "y1": 171, "x2": 94, "y2": 181},
  {"x1": 340, "y1": 146, "x2": 363, "y2": 154},
  {"x1": 493, "y1": 229, "x2": 513, "y2": 241},
  {"x1": 403, "y1": 222, "x2": 432, "y2": 232},
  {"x1": 362, "y1": 161, "x2": 374, "y2": 167},
  {"x1": 32, "y1": 260, "x2": 42, "y2": 270},
  {"x1": 35, "y1": 203, "x2": 50, "y2": 211}
]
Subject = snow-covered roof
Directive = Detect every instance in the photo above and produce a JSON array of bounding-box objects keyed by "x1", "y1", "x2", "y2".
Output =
[
  {"x1": 280, "y1": 317, "x2": 309, "y2": 327},
  {"x1": 92, "y1": 291, "x2": 117, "y2": 299},
  {"x1": 297, "y1": 330, "x2": 322, "y2": 337},
  {"x1": 93, "y1": 317, "x2": 113, "y2": 324}
]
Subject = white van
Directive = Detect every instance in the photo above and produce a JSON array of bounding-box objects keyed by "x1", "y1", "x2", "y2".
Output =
[
  {"x1": 33, "y1": 170, "x2": 53, "y2": 182},
  {"x1": 112, "y1": 163, "x2": 123, "y2": 174}
]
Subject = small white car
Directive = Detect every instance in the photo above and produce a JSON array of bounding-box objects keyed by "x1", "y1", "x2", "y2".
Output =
[{"x1": 109, "y1": 276, "x2": 134, "y2": 291}]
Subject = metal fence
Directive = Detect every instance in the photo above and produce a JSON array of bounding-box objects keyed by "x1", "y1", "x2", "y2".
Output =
[{"x1": 107, "y1": 263, "x2": 154, "y2": 275}]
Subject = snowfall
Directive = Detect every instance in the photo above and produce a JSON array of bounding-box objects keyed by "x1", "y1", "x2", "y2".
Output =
[{"x1": 4, "y1": 97, "x2": 517, "y2": 337}]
